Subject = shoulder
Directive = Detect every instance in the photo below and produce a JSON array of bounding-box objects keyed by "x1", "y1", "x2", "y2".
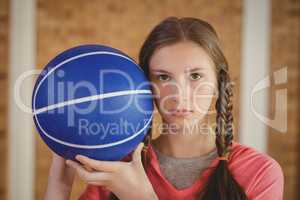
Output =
[
  {"x1": 230, "y1": 141, "x2": 283, "y2": 173},
  {"x1": 229, "y1": 141, "x2": 284, "y2": 199}
]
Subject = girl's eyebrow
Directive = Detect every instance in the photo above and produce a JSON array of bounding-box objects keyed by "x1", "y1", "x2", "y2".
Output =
[
  {"x1": 150, "y1": 67, "x2": 204, "y2": 74},
  {"x1": 184, "y1": 67, "x2": 205, "y2": 72},
  {"x1": 150, "y1": 69, "x2": 173, "y2": 74}
]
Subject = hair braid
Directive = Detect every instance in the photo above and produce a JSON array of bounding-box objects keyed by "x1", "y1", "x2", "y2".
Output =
[
  {"x1": 215, "y1": 68, "x2": 234, "y2": 159},
  {"x1": 199, "y1": 67, "x2": 247, "y2": 199}
]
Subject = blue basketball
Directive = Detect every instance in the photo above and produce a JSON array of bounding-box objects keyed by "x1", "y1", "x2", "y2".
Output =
[{"x1": 32, "y1": 44, "x2": 154, "y2": 161}]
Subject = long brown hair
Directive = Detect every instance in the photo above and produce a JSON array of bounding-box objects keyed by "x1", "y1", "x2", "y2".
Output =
[{"x1": 109, "y1": 17, "x2": 248, "y2": 200}]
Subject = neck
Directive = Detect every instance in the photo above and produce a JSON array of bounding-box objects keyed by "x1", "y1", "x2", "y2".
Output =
[{"x1": 152, "y1": 121, "x2": 216, "y2": 158}]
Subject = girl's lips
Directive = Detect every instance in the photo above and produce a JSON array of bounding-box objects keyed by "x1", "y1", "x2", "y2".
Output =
[{"x1": 169, "y1": 109, "x2": 193, "y2": 117}]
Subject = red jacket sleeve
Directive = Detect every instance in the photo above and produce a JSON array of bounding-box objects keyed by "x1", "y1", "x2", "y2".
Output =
[
  {"x1": 79, "y1": 185, "x2": 111, "y2": 200},
  {"x1": 247, "y1": 157, "x2": 284, "y2": 200}
]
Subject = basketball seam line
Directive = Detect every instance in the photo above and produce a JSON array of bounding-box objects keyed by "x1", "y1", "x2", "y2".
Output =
[
  {"x1": 33, "y1": 89, "x2": 152, "y2": 115},
  {"x1": 34, "y1": 112, "x2": 153, "y2": 149}
]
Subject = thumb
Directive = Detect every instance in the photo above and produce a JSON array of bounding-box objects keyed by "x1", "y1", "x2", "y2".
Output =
[{"x1": 132, "y1": 142, "x2": 144, "y2": 164}]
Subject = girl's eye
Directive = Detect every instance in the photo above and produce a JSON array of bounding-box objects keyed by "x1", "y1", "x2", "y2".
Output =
[
  {"x1": 190, "y1": 73, "x2": 202, "y2": 80},
  {"x1": 157, "y1": 74, "x2": 171, "y2": 81}
]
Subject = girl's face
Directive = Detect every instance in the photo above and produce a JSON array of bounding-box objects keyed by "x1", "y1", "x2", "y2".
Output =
[{"x1": 149, "y1": 41, "x2": 217, "y2": 126}]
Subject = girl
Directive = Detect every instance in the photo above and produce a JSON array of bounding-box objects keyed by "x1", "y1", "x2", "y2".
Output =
[{"x1": 45, "y1": 17, "x2": 284, "y2": 200}]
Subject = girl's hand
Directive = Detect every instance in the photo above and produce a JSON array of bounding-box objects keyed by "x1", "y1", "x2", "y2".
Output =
[
  {"x1": 44, "y1": 153, "x2": 76, "y2": 200},
  {"x1": 66, "y1": 143, "x2": 158, "y2": 200}
]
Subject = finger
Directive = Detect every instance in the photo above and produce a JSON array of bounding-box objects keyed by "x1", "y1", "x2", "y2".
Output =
[
  {"x1": 66, "y1": 160, "x2": 111, "y2": 184},
  {"x1": 132, "y1": 142, "x2": 144, "y2": 164},
  {"x1": 75, "y1": 155, "x2": 121, "y2": 172},
  {"x1": 86, "y1": 172, "x2": 112, "y2": 185},
  {"x1": 69, "y1": 158, "x2": 94, "y2": 172},
  {"x1": 66, "y1": 160, "x2": 92, "y2": 180},
  {"x1": 67, "y1": 158, "x2": 93, "y2": 172},
  {"x1": 87, "y1": 181, "x2": 111, "y2": 188},
  {"x1": 87, "y1": 181, "x2": 104, "y2": 186},
  {"x1": 83, "y1": 164, "x2": 94, "y2": 172}
]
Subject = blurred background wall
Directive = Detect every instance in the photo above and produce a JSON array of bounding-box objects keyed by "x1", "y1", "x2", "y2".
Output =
[
  {"x1": 0, "y1": 0, "x2": 8, "y2": 199},
  {"x1": 268, "y1": 0, "x2": 299, "y2": 199},
  {"x1": 0, "y1": 0, "x2": 299, "y2": 199}
]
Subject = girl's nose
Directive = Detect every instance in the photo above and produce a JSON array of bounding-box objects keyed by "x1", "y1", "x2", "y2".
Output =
[
  {"x1": 171, "y1": 81, "x2": 191, "y2": 107},
  {"x1": 175, "y1": 93, "x2": 191, "y2": 108}
]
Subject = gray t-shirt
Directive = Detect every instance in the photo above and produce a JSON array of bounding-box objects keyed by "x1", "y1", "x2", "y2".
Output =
[{"x1": 153, "y1": 146, "x2": 218, "y2": 190}]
